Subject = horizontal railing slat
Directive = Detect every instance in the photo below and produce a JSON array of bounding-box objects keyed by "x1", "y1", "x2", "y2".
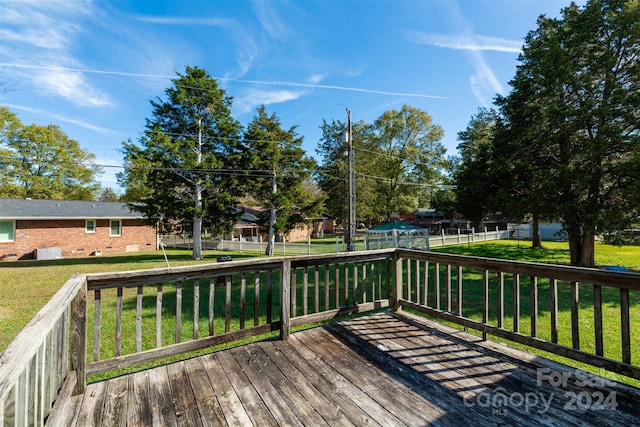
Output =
[{"x1": 86, "y1": 323, "x2": 280, "y2": 376}]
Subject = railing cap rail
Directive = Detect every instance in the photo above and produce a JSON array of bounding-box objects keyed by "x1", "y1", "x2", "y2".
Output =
[
  {"x1": 85, "y1": 249, "x2": 397, "y2": 289},
  {"x1": 397, "y1": 248, "x2": 640, "y2": 289}
]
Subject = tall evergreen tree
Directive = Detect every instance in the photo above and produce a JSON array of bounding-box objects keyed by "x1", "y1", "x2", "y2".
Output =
[
  {"x1": 118, "y1": 66, "x2": 246, "y2": 259},
  {"x1": 244, "y1": 105, "x2": 322, "y2": 255},
  {"x1": 499, "y1": 0, "x2": 640, "y2": 266}
]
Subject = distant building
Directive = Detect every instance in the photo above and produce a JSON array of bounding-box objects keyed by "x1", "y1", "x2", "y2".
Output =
[
  {"x1": 222, "y1": 206, "x2": 335, "y2": 242},
  {"x1": 0, "y1": 198, "x2": 157, "y2": 261}
]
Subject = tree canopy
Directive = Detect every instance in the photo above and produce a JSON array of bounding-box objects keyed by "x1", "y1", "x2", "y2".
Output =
[
  {"x1": 455, "y1": 0, "x2": 640, "y2": 267},
  {"x1": 118, "y1": 65, "x2": 246, "y2": 259},
  {"x1": 316, "y1": 105, "x2": 447, "y2": 227},
  {"x1": 0, "y1": 107, "x2": 102, "y2": 200},
  {"x1": 244, "y1": 105, "x2": 323, "y2": 255}
]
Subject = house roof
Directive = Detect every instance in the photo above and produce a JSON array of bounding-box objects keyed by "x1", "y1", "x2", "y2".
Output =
[{"x1": 0, "y1": 198, "x2": 144, "y2": 220}]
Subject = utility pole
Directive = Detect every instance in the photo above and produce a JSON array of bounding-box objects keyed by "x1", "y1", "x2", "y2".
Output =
[
  {"x1": 346, "y1": 109, "x2": 356, "y2": 252},
  {"x1": 193, "y1": 117, "x2": 203, "y2": 259},
  {"x1": 267, "y1": 168, "x2": 277, "y2": 256}
]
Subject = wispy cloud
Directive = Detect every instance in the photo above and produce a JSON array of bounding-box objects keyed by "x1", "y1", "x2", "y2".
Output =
[
  {"x1": 7, "y1": 104, "x2": 124, "y2": 139},
  {"x1": 233, "y1": 89, "x2": 305, "y2": 114},
  {"x1": 253, "y1": 1, "x2": 289, "y2": 40},
  {"x1": 2, "y1": 62, "x2": 446, "y2": 101},
  {"x1": 37, "y1": 67, "x2": 112, "y2": 107},
  {"x1": 0, "y1": 1, "x2": 113, "y2": 107},
  {"x1": 468, "y1": 51, "x2": 505, "y2": 107},
  {"x1": 408, "y1": 31, "x2": 522, "y2": 53},
  {"x1": 407, "y1": 3, "x2": 515, "y2": 107},
  {"x1": 308, "y1": 74, "x2": 326, "y2": 84},
  {"x1": 227, "y1": 78, "x2": 446, "y2": 99},
  {"x1": 134, "y1": 15, "x2": 234, "y2": 26}
]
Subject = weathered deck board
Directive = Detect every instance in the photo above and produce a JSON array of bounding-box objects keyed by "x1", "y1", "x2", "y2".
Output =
[{"x1": 60, "y1": 312, "x2": 640, "y2": 426}]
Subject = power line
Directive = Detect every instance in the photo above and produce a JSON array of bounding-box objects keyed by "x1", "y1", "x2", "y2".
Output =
[
  {"x1": 1, "y1": 55, "x2": 446, "y2": 99},
  {"x1": 0, "y1": 154, "x2": 274, "y2": 176},
  {"x1": 356, "y1": 171, "x2": 456, "y2": 189}
]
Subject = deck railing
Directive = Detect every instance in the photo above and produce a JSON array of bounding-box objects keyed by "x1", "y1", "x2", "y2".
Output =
[
  {"x1": 1, "y1": 248, "x2": 638, "y2": 426},
  {"x1": 393, "y1": 249, "x2": 640, "y2": 380},
  {"x1": 0, "y1": 275, "x2": 86, "y2": 427}
]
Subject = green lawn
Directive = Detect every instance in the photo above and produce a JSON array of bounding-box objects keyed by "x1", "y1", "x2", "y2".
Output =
[{"x1": 431, "y1": 239, "x2": 640, "y2": 271}]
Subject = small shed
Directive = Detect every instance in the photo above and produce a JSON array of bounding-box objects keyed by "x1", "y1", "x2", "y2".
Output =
[{"x1": 365, "y1": 221, "x2": 430, "y2": 250}]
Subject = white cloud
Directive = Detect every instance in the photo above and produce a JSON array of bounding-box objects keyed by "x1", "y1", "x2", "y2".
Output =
[
  {"x1": 36, "y1": 68, "x2": 112, "y2": 107},
  {"x1": 225, "y1": 78, "x2": 445, "y2": 99},
  {"x1": 233, "y1": 89, "x2": 305, "y2": 114},
  {"x1": 468, "y1": 50, "x2": 505, "y2": 107},
  {"x1": 134, "y1": 16, "x2": 234, "y2": 26},
  {"x1": 308, "y1": 74, "x2": 326, "y2": 84},
  {"x1": 0, "y1": 1, "x2": 114, "y2": 108},
  {"x1": 6, "y1": 104, "x2": 124, "y2": 139},
  {"x1": 253, "y1": 1, "x2": 289, "y2": 40},
  {"x1": 409, "y1": 31, "x2": 522, "y2": 53},
  {"x1": 94, "y1": 156, "x2": 124, "y2": 190}
]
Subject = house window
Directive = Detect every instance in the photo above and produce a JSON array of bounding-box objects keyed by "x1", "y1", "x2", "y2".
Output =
[
  {"x1": 110, "y1": 219, "x2": 122, "y2": 237},
  {"x1": 85, "y1": 219, "x2": 96, "y2": 233},
  {"x1": 0, "y1": 221, "x2": 15, "y2": 242}
]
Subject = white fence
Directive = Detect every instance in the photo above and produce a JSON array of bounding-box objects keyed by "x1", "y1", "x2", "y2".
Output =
[
  {"x1": 365, "y1": 227, "x2": 509, "y2": 250},
  {"x1": 161, "y1": 227, "x2": 509, "y2": 255}
]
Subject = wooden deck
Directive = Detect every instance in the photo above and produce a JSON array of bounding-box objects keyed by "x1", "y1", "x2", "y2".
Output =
[{"x1": 54, "y1": 312, "x2": 640, "y2": 426}]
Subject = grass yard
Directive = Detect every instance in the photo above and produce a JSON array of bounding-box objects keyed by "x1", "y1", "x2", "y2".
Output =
[{"x1": 431, "y1": 239, "x2": 640, "y2": 271}]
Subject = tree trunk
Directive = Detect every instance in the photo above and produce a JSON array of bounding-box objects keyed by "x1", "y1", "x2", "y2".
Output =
[
  {"x1": 531, "y1": 214, "x2": 542, "y2": 248},
  {"x1": 568, "y1": 233, "x2": 582, "y2": 266},
  {"x1": 567, "y1": 227, "x2": 596, "y2": 267},
  {"x1": 193, "y1": 215, "x2": 202, "y2": 259},
  {"x1": 579, "y1": 228, "x2": 595, "y2": 267}
]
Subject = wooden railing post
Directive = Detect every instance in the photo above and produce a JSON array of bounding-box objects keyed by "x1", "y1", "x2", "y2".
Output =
[
  {"x1": 69, "y1": 280, "x2": 87, "y2": 395},
  {"x1": 392, "y1": 250, "x2": 403, "y2": 312},
  {"x1": 280, "y1": 259, "x2": 291, "y2": 340}
]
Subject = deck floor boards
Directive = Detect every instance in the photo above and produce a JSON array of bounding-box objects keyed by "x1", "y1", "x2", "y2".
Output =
[{"x1": 63, "y1": 312, "x2": 640, "y2": 426}]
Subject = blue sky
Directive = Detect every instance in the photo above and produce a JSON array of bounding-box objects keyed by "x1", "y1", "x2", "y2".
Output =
[{"x1": 1, "y1": 0, "x2": 579, "y2": 191}]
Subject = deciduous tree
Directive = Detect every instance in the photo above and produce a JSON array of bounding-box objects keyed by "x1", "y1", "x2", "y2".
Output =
[
  {"x1": 0, "y1": 107, "x2": 101, "y2": 200},
  {"x1": 367, "y1": 105, "x2": 446, "y2": 221}
]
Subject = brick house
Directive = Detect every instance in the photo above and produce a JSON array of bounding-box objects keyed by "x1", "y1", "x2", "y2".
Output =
[
  {"x1": 223, "y1": 206, "x2": 335, "y2": 242},
  {"x1": 0, "y1": 198, "x2": 157, "y2": 261}
]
